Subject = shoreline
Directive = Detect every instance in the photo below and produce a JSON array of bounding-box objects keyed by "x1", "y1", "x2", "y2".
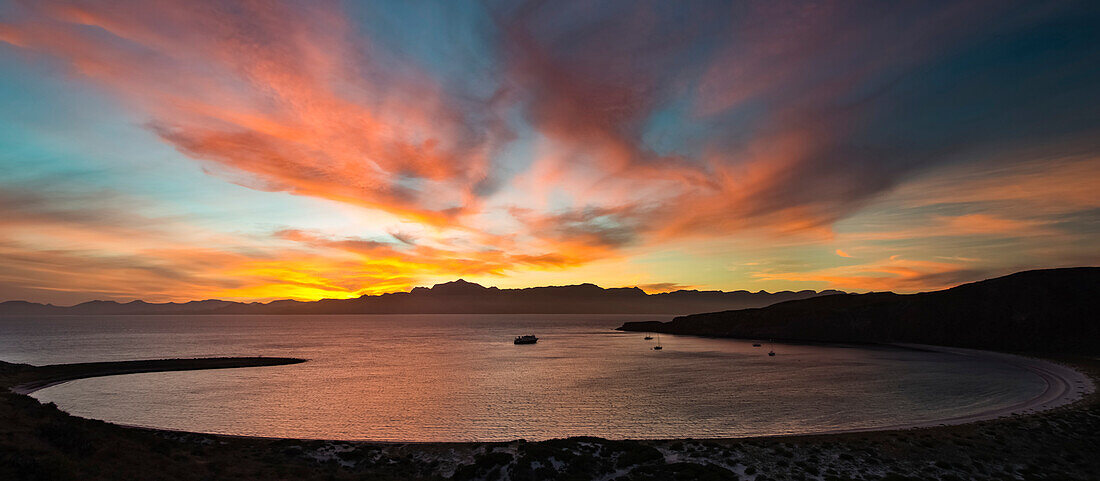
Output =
[
  {"x1": 3, "y1": 354, "x2": 1098, "y2": 480},
  {"x1": 11, "y1": 344, "x2": 1094, "y2": 444},
  {"x1": 803, "y1": 344, "x2": 1094, "y2": 436},
  {"x1": 8, "y1": 357, "x2": 308, "y2": 396}
]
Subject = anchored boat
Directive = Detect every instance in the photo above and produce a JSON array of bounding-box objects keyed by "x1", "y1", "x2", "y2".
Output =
[{"x1": 514, "y1": 335, "x2": 538, "y2": 345}]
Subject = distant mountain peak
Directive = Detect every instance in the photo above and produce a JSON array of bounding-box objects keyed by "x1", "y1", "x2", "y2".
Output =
[
  {"x1": 0, "y1": 277, "x2": 858, "y2": 315},
  {"x1": 428, "y1": 279, "x2": 494, "y2": 294}
]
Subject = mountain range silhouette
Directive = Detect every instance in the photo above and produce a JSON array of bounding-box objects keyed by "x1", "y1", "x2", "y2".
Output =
[{"x1": 0, "y1": 281, "x2": 843, "y2": 315}]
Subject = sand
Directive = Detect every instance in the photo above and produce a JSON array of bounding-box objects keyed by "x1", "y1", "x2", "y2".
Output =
[
  {"x1": 8, "y1": 357, "x2": 306, "y2": 396},
  {"x1": 4, "y1": 353, "x2": 1097, "y2": 480},
  {"x1": 810, "y1": 344, "x2": 1096, "y2": 435},
  {"x1": 10, "y1": 346, "x2": 1093, "y2": 440}
]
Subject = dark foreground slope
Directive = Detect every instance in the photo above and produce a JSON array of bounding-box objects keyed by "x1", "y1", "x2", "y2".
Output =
[{"x1": 619, "y1": 267, "x2": 1100, "y2": 354}]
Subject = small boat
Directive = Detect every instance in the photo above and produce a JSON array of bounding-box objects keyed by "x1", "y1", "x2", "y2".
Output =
[
  {"x1": 644, "y1": 334, "x2": 653, "y2": 340},
  {"x1": 752, "y1": 343, "x2": 761, "y2": 347},
  {"x1": 653, "y1": 334, "x2": 663, "y2": 350},
  {"x1": 768, "y1": 350, "x2": 776, "y2": 356},
  {"x1": 514, "y1": 335, "x2": 538, "y2": 345}
]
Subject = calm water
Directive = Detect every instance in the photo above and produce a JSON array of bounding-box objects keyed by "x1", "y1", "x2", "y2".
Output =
[{"x1": 0, "y1": 314, "x2": 1047, "y2": 441}]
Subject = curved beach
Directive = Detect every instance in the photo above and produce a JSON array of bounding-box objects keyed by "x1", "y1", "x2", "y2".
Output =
[
  {"x1": 13, "y1": 345, "x2": 1095, "y2": 442},
  {"x1": 2, "y1": 353, "x2": 1098, "y2": 480},
  {"x1": 816, "y1": 345, "x2": 1095, "y2": 434}
]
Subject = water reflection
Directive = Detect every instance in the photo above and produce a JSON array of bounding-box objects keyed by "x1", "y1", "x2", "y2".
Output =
[{"x1": 1, "y1": 314, "x2": 1048, "y2": 441}]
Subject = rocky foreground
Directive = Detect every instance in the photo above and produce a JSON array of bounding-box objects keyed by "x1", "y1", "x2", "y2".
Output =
[{"x1": 2, "y1": 357, "x2": 1098, "y2": 480}]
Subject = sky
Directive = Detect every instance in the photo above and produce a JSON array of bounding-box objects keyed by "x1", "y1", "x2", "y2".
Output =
[{"x1": 0, "y1": 0, "x2": 1097, "y2": 304}]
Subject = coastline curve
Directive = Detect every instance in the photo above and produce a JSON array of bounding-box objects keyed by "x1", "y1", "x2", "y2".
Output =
[
  {"x1": 8, "y1": 346, "x2": 1093, "y2": 442},
  {"x1": 805, "y1": 344, "x2": 1095, "y2": 436},
  {"x1": 8, "y1": 357, "x2": 308, "y2": 396}
]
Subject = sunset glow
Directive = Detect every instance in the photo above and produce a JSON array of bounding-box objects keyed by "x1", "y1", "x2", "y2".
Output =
[{"x1": 1, "y1": 0, "x2": 1098, "y2": 303}]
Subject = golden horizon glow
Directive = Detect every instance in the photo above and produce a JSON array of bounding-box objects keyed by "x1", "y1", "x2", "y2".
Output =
[{"x1": 0, "y1": 1, "x2": 1097, "y2": 304}]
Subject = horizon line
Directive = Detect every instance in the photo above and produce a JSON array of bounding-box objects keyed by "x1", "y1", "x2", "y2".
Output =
[{"x1": 1, "y1": 278, "x2": 847, "y2": 308}]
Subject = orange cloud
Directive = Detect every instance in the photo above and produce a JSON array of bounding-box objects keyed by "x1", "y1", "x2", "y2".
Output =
[
  {"x1": 935, "y1": 214, "x2": 1054, "y2": 237},
  {"x1": 752, "y1": 257, "x2": 988, "y2": 293},
  {"x1": 892, "y1": 154, "x2": 1100, "y2": 215},
  {"x1": 273, "y1": 228, "x2": 615, "y2": 279},
  {"x1": 636, "y1": 282, "x2": 699, "y2": 294},
  {"x1": 1, "y1": 1, "x2": 509, "y2": 226},
  {"x1": 2, "y1": 0, "x2": 1096, "y2": 303}
]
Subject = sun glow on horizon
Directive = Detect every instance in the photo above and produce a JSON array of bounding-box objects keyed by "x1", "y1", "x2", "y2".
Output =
[{"x1": 0, "y1": 0, "x2": 1098, "y2": 304}]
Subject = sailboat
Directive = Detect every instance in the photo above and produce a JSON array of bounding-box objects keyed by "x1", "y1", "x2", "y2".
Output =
[
  {"x1": 653, "y1": 334, "x2": 663, "y2": 350},
  {"x1": 768, "y1": 340, "x2": 776, "y2": 356}
]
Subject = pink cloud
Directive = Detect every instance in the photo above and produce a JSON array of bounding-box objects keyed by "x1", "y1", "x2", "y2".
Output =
[
  {"x1": 1, "y1": 0, "x2": 510, "y2": 226},
  {"x1": 1, "y1": 0, "x2": 1094, "y2": 302},
  {"x1": 752, "y1": 257, "x2": 990, "y2": 293}
]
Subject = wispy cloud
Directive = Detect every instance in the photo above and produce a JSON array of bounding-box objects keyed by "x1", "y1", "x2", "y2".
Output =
[
  {"x1": 636, "y1": 282, "x2": 699, "y2": 294},
  {"x1": 752, "y1": 257, "x2": 991, "y2": 293},
  {"x1": 1, "y1": 0, "x2": 510, "y2": 225},
  {"x1": 0, "y1": 0, "x2": 1097, "y2": 301}
]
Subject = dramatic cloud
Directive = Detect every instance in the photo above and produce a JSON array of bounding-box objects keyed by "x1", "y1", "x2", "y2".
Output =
[
  {"x1": 496, "y1": 0, "x2": 1100, "y2": 245},
  {"x1": 752, "y1": 256, "x2": 992, "y2": 293},
  {"x1": 0, "y1": 0, "x2": 510, "y2": 225},
  {"x1": 0, "y1": 0, "x2": 1097, "y2": 301}
]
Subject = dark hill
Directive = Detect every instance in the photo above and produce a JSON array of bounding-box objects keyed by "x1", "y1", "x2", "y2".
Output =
[{"x1": 618, "y1": 267, "x2": 1100, "y2": 354}]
